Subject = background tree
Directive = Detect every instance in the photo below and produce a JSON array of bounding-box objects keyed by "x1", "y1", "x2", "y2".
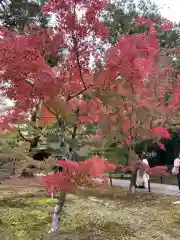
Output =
[
  {"x1": 0, "y1": 0, "x2": 48, "y2": 32},
  {"x1": 0, "y1": 131, "x2": 38, "y2": 176},
  {"x1": 101, "y1": 0, "x2": 180, "y2": 166},
  {"x1": 0, "y1": 0, "x2": 49, "y2": 153},
  {"x1": 102, "y1": 0, "x2": 180, "y2": 48}
]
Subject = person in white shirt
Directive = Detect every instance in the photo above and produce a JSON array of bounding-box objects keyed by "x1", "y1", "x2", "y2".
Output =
[
  {"x1": 136, "y1": 153, "x2": 150, "y2": 189},
  {"x1": 172, "y1": 154, "x2": 180, "y2": 196}
]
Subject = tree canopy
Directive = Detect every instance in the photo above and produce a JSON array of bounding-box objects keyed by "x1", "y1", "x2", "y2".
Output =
[{"x1": 102, "y1": 0, "x2": 180, "y2": 48}]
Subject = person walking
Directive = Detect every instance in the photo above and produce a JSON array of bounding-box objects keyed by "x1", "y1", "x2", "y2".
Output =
[{"x1": 172, "y1": 154, "x2": 180, "y2": 196}]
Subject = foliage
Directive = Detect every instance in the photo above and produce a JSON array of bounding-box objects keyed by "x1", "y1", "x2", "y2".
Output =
[
  {"x1": 0, "y1": 0, "x2": 50, "y2": 153},
  {"x1": 104, "y1": 145, "x2": 129, "y2": 164},
  {"x1": 0, "y1": 0, "x2": 48, "y2": 32},
  {"x1": 0, "y1": 0, "x2": 180, "y2": 209},
  {"x1": 0, "y1": 132, "x2": 39, "y2": 174},
  {"x1": 102, "y1": 0, "x2": 180, "y2": 47},
  {"x1": 42, "y1": 157, "x2": 115, "y2": 194},
  {"x1": 39, "y1": 0, "x2": 47, "y2": 6},
  {"x1": 0, "y1": 132, "x2": 18, "y2": 149}
]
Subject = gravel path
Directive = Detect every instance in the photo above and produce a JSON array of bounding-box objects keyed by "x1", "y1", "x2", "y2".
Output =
[
  {"x1": 111, "y1": 179, "x2": 179, "y2": 196},
  {"x1": 1, "y1": 176, "x2": 179, "y2": 196}
]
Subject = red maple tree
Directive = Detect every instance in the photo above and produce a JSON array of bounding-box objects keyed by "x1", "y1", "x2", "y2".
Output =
[
  {"x1": 0, "y1": 0, "x2": 179, "y2": 233},
  {"x1": 42, "y1": 157, "x2": 115, "y2": 194}
]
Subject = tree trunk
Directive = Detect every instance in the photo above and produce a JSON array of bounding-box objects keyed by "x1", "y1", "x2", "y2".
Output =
[
  {"x1": 48, "y1": 111, "x2": 78, "y2": 233},
  {"x1": 49, "y1": 191, "x2": 66, "y2": 233},
  {"x1": 12, "y1": 158, "x2": 16, "y2": 175},
  {"x1": 29, "y1": 136, "x2": 40, "y2": 151},
  {"x1": 129, "y1": 170, "x2": 137, "y2": 195},
  {"x1": 128, "y1": 149, "x2": 139, "y2": 195},
  {"x1": 51, "y1": 192, "x2": 54, "y2": 199}
]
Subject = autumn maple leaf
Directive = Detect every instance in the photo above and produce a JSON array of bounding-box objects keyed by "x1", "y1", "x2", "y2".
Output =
[
  {"x1": 152, "y1": 127, "x2": 170, "y2": 139},
  {"x1": 42, "y1": 157, "x2": 116, "y2": 194}
]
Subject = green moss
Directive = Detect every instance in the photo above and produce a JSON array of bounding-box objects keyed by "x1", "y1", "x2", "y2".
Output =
[
  {"x1": 0, "y1": 197, "x2": 52, "y2": 239},
  {"x1": 0, "y1": 189, "x2": 179, "y2": 239},
  {"x1": 25, "y1": 197, "x2": 56, "y2": 205}
]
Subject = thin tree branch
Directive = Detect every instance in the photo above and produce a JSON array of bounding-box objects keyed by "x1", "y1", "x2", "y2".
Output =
[
  {"x1": 72, "y1": 108, "x2": 79, "y2": 141},
  {"x1": 42, "y1": 100, "x2": 56, "y2": 116},
  {"x1": 67, "y1": 87, "x2": 89, "y2": 101},
  {"x1": 18, "y1": 129, "x2": 31, "y2": 143},
  {"x1": 71, "y1": 1, "x2": 87, "y2": 90}
]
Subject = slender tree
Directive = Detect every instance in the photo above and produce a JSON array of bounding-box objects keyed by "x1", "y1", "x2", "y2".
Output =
[{"x1": 0, "y1": 0, "x2": 179, "y2": 233}]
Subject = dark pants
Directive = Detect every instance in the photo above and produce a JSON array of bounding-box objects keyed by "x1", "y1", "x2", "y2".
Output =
[{"x1": 177, "y1": 172, "x2": 180, "y2": 190}]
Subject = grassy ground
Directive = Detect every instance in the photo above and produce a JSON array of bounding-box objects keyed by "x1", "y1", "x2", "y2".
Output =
[{"x1": 0, "y1": 178, "x2": 179, "y2": 239}]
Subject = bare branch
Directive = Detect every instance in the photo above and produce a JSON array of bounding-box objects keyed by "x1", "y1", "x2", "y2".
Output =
[{"x1": 18, "y1": 130, "x2": 31, "y2": 143}]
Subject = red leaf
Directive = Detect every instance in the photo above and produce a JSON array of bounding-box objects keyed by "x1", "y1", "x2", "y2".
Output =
[
  {"x1": 159, "y1": 143, "x2": 166, "y2": 150},
  {"x1": 42, "y1": 157, "x2": 116, "y2": 193},
  {"x1": 161, "y1": 19, "x2": 173, "y2": 31},
  {"x1": 148, "y1": 166, "x2": 168, "y2": 176},
  {"x1": 152, "y1": 128, "x2": 170, "y2": 139}
]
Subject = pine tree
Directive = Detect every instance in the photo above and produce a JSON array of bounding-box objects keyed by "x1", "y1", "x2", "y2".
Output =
[{"x1": 0, "y1": 0, "x2": 48, "y2": 32}]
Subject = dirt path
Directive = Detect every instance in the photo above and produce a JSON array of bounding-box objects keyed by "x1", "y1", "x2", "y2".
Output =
[{"x1": 111, "y1": 179, "x2": 179, "y2": 196}]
